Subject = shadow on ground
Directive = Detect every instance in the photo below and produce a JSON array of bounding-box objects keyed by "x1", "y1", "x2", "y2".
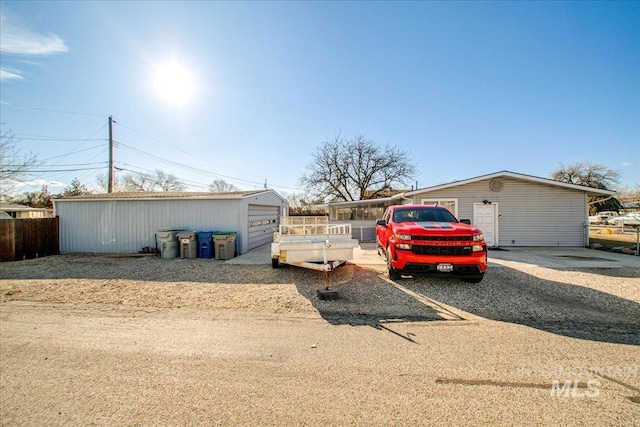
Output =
[
  {"x1": 396, "y1": 265, "x2": 640, "y2": 346},
  {"x1": 2, "y1": 254, "x2": 639, "y2": 345}
]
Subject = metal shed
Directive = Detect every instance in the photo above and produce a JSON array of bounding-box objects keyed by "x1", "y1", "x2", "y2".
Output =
[{"x1": 53, "y1": 190, "x2": 289, "y2": 254}]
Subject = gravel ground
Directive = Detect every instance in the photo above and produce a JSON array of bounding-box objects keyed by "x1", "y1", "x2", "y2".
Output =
[
  {"x1": 1, "y1": 253, "x2": 639, "y2": 426},
  {"x1": 2, "y1": 254, "x2": 639, "y2": 338}
]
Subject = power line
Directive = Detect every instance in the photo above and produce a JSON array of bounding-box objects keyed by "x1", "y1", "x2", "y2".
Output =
[
  {"x1": 2, "y1": 166, "x2": 106, "y2": 173},
  {"x1": 39, "y1": 143, "x2": 106, "y2": 162},
  {"x1": 12, "y1": 136, "x2": 106, "y2": 142},
  {"x1": 114, "y1": 140, "x2": 299, "y2": 191},
  {"x1": 4, "y1": 162, "x2": 105, "y2": 167},
  {"x1": 115, "y1": 141, "x2": 266, "y2": 186},
  {"x1": 113, "y1": 120, "x2": 299, "y2": 191},
  {"x1": 115, "y1": 163, "x2": 211, "y2": 191},
  {"x1": 0, "y1": 101, "x2": 107, "y2": 117},
  {"x1": 48, "y1": 123, "x2": 107, "y2": 167}
]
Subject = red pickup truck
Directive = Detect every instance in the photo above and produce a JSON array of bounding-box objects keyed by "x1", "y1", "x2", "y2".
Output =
[{"x1": 376, "y1": 205, "x2": 488, "y2": 282}]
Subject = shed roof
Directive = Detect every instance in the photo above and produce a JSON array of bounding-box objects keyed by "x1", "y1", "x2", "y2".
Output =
[
  {"x1": 405, "y1": 171, "x2": 616, "y2": 197},
  {"x1": 54, "y1": 189, "x2": 289, "y2": 204}
]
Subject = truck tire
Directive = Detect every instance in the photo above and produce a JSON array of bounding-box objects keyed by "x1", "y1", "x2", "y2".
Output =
[
  {"x1": 386, "y1": 247, "x2": 401, "y2": 280},
  {"x1": 271, "y1": 258, "x2": 280, "y2": 268}
]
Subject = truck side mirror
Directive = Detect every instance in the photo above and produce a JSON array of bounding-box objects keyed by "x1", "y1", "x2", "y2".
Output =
[
  {"x1": 460, "y1": 219, "x2": 471, "y2": 225},
  {"x1": 376, "y1": 219, "x2": 387, "y2": 226}
]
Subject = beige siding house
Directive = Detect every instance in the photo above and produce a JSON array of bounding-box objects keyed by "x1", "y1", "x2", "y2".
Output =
[{"x1": 329, "y1": 171, "x2": 615, "y2": 248}]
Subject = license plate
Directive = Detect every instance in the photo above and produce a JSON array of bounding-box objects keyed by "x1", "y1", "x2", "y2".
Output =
[{"x1": 437, "y1": 263, "x2": 453, "y2": 272}]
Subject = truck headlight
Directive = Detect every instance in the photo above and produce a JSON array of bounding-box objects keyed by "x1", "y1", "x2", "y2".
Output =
[
  {"x1": 472, "y1": 233, "x2": 484, "y2": 242},
  {"x1": 397, "y1": 243, "x2": 412, "y2": 250},
  {"x1": 472, "y1": 245, "x2": 484, "y2": 252},
  {"x1": 394, "y1": 233, "x2": 412, "y2": 240}
]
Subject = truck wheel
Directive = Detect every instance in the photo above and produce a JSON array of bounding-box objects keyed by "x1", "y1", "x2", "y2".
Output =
[
  {"x1": 271, "y1": 258, "x2": 280, "y2": 268},
  {"x1": 462, "y1": 274, "x2": 484, "y2": 283},
  {"x1": 386, "y1": 247, "x2": 401, "y2": 280}
]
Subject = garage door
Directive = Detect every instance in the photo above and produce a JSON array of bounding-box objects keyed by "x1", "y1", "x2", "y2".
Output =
[{"x1": 248, "y1": 205, "x2": 279, "y2": 250}]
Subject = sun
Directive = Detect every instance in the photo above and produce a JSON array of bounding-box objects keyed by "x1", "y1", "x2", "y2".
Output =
[{"x1": 153, "y1": 61, "x2": 195, "y2": 105}]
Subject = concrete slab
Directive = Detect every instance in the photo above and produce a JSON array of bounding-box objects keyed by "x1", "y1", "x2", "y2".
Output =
[
  {"x1": 225, "y1": 244, "x2": 271, "y2": 265},
  {"x1": 488, "y1": 247, "x2": 640, "y2": 269}
]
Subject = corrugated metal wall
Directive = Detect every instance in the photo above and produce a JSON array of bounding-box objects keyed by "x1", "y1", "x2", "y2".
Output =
[
  {"x1": 410, "y1": 177, "x2": 587, "y2": 247},
  {"x1": 56, "y1": 198, "x2": 245, "y2": 254}
]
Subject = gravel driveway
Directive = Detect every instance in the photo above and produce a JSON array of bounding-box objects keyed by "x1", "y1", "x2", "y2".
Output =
[{"x1": 1, "y1": 249, "x2": 639, "y2": 426}]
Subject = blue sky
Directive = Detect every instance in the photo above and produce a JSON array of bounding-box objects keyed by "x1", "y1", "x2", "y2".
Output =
[{"x1": 1, "y1": 1, "x2": 638, "y2": 198}]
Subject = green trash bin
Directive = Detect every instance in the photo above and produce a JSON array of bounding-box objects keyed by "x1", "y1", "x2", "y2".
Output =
[{"x1": 213, "y1": 232, "x2": 236, "y2": 260}]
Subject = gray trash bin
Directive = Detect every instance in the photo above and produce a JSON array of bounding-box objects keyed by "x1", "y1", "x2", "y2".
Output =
[
  {"x1": 213, "y1": 232, "x2": 236, "y2": 260},
  {"x1": 156, "y1": 229, "x2": 182, "y2": 259},
  {"x1": 177, "y1": 232, "x2": 199, "y2": 259}
]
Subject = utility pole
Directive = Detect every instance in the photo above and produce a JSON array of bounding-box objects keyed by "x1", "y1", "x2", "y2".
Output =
[{"x1": 108, "y1": 115, "x2": 113, "y2": 193}]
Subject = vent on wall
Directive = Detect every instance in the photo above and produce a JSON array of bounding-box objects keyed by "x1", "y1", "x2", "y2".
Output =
[{"x1": 489, "y1": 179, "x2": 503, "y2": 192}]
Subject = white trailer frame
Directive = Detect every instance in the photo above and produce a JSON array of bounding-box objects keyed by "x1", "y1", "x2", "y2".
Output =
[{"x1": 271, "y1": 216, "x2": 359, "y2": 272}]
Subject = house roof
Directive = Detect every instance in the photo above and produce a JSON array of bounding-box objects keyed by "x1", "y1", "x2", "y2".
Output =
[
  {"x1": 54, "y1": 189, "x2": 289, "y2": 204},
  {"x1": 404, "y1": 170, "x2": 616, "y2": 197},
  {"x1": 0, "y1": 203, "x2": 50, "y2": 212}
]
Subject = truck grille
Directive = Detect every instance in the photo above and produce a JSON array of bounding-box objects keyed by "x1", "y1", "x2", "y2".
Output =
[
  {"x1": 411, "y1": 235, "x2": 474, "y2": 241},
  {"x1": 412, "y1": 245, "x2": 473, "y2": 256}
]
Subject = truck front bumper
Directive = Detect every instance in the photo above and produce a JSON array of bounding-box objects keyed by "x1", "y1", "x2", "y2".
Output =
[{"x1": 390, "y1": 249, "x2": 488, "y2": 275}]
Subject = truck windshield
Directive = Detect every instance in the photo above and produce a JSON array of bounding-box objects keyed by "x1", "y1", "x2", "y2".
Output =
[{"x1": 393, "y1": 208, "x2": 457, "y2": 223}]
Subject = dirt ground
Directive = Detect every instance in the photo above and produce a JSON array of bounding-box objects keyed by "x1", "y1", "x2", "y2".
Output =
[{"x1": 1, "y1": 253, "x2": 639, "y2": 426}]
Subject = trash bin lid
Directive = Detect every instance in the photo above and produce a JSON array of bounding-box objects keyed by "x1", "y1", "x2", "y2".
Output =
[
  {"x1": 177, "y1": 231, "x2": 198, "y2": 239},
  {"x1": 157, "y1": 229, "x2": 182, "y2": 239},
  {"x1": 197, "y1": 231, "x2": 214, "y2": 239}
]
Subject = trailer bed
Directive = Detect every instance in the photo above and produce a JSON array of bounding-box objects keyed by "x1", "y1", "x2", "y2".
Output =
[{"x1": 271, "y1": 217, "x2": 359, "y2": 271}]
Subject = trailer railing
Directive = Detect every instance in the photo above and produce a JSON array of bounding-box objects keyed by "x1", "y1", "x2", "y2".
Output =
[{"x1": 278, "y1": 216, "x2": 352, "y2": 237}]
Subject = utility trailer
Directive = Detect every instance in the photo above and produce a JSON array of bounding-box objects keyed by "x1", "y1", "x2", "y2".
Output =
[{"x1": 271, "y1": 216, "x2": 359, "y2": 272}]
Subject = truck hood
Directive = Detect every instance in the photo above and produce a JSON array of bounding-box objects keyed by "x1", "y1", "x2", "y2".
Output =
[{"x1": 394, "y1": 221, "x2": 481, "y2": 235}]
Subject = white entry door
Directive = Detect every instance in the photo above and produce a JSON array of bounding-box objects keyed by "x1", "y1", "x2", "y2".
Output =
[{"x1": 473, "y1": 203, "x2": 497, "y2": 247}]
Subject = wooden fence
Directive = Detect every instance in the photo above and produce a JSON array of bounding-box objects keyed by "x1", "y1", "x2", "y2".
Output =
[{"x1": 0, "y1": 217, "x2": 59, "y2": 262}]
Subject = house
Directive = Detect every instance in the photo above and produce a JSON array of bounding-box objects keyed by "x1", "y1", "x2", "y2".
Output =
[
  {"x1": 328, "y1": 171, "x2": 615, "y2": 247},
  {"x1": 0, "y1": 203, "x2": 52, "y2": 219},
  {"x1": 53, "y1": 190, "x2": 289, "y2": 254}
]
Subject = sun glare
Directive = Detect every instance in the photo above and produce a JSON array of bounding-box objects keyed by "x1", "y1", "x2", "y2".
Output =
[{"x1": 153, "y1": 61, "x2": 195, "y2": 105}]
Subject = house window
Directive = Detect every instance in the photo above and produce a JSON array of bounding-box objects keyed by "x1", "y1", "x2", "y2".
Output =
[{"x1": 421, "y1": 199, "x2": 458, "y2": 217}]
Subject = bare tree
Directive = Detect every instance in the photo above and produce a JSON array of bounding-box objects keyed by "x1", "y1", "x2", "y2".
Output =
[
  {"x1": 615, "y1": 184, "x2": 640, "y2": 203},
  {"x1": 95, "y1": 173, "x2": 125, "y2": 193},
  {"x1": 0, "y1": 131, "x2": 39, "y2": 197},
  {"x1": 286, "y1": 192, "x2": 326, "y2": 216},
  {"x1": 209, "y1": 179, "x2": 240, "y2": 193},
  {"x1": 124, "y1": 172, "x2": 155, "y2": 192},
  {"x1": 299, "y1": 134, "x2": 416, "y2": 202},
  {"x1": 123, "y1": 169, "x2": 185, "y2": 192},
  {"x1": 153, "y1": 170, "x2": 185, "y2": 192},
  {"x1": 552, "y1": 161, "x2": 620, "y2": 190},
  {"x1": 551, "y1": 161, "x2": 621, "y2": 213}
]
